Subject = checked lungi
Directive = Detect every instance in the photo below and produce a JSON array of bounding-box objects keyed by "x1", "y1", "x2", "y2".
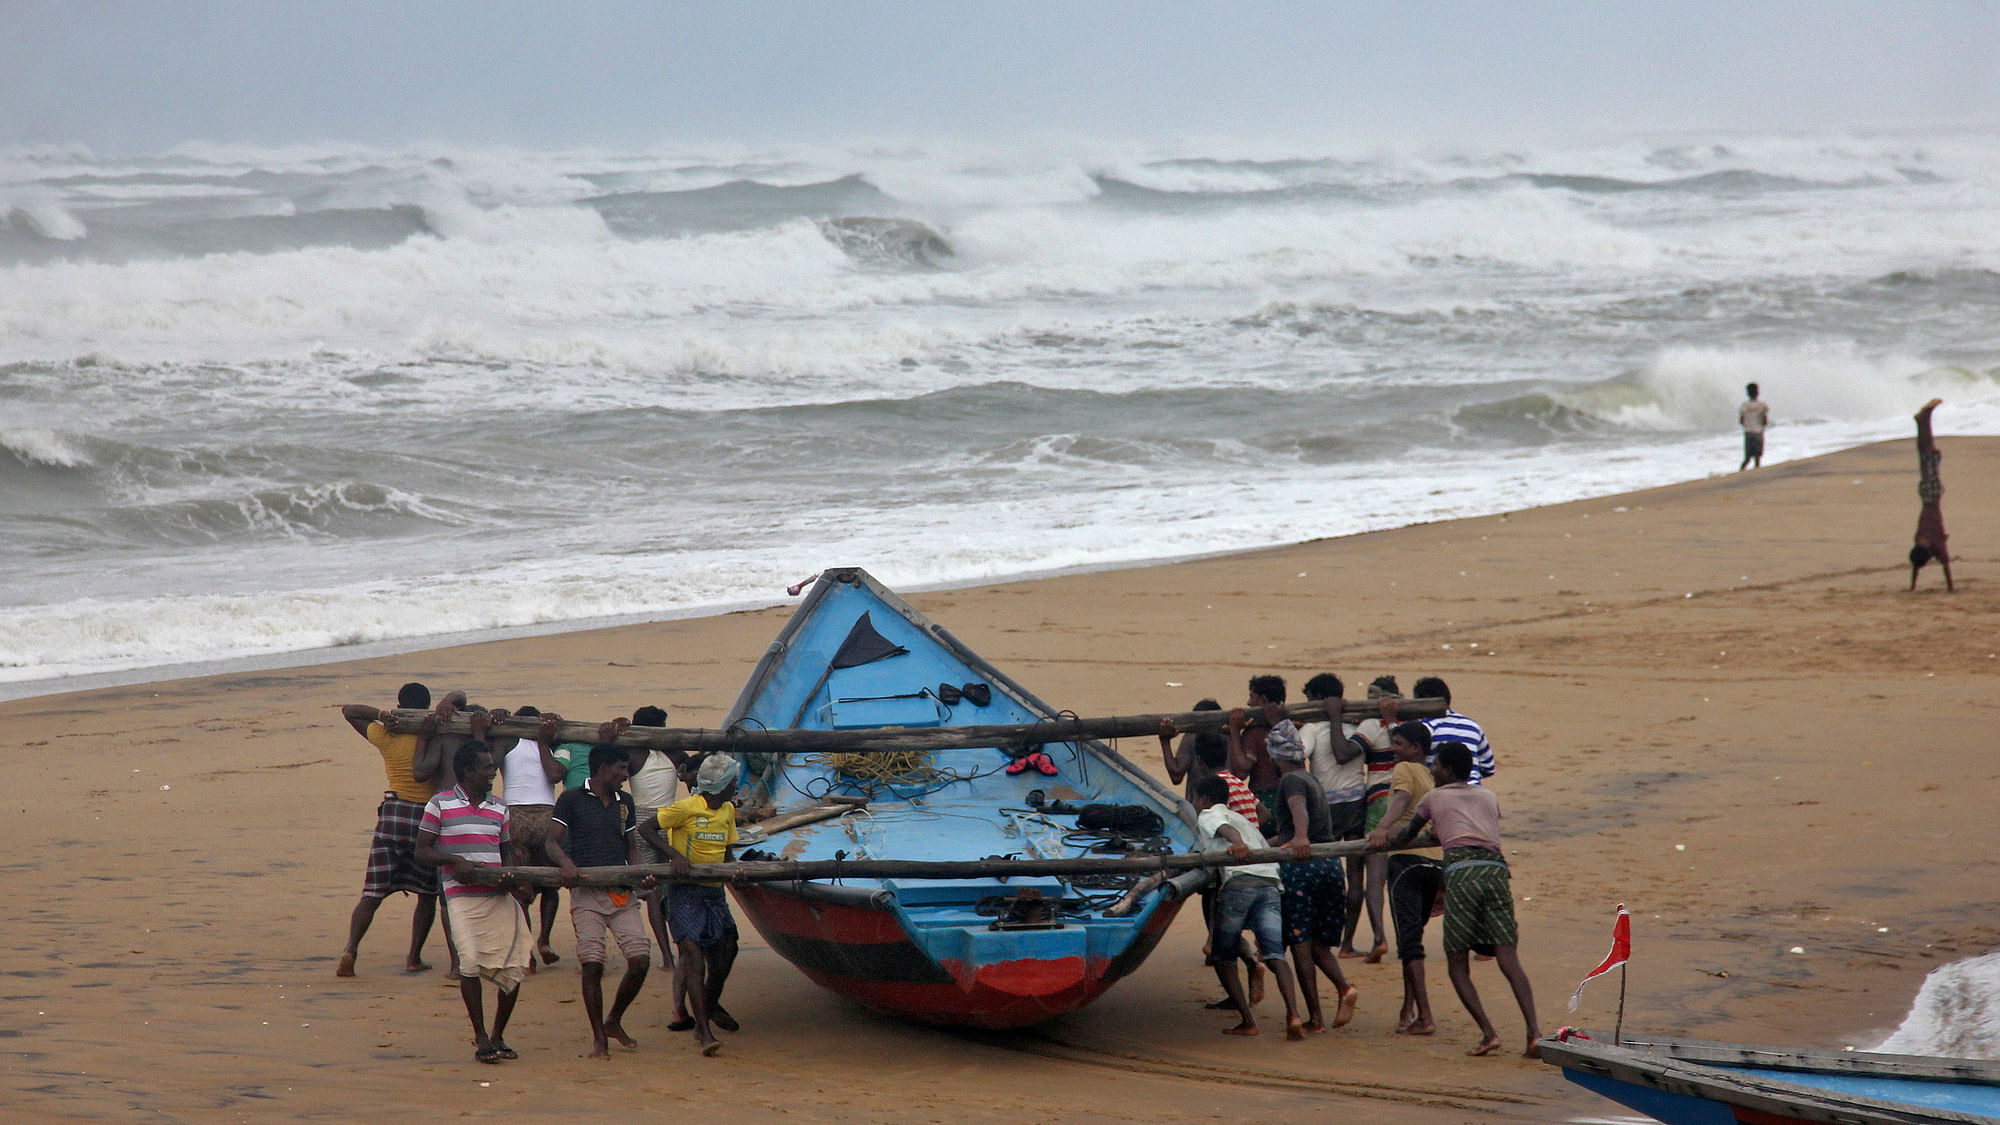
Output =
[
  {"x1": 361, "y1": 794, "x2": 440, "y2": 898},
  {"x1": 1439, "y1": 846, "x2": 1517, "y2": 956}
]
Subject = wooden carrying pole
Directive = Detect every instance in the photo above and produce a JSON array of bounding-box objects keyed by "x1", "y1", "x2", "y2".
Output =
[
  {"x1": 457, "y1": 837, "x2": 1421, "y2": 890},
  {"x1": 370, "y1": 696, "x2": 1446, "y2": 755}
]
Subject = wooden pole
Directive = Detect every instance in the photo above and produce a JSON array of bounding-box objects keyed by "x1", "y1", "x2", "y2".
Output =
[
  {"x1": 370, "y1": 696, "x2": 1446, "y2": 755},
  {"x1": 457, "y1": 836, "x2": 1433, "y2": 890}
]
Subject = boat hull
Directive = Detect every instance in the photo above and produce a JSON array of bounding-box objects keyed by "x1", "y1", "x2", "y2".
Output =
[
  {"x1": 1541, "y1": 1031, "x2": 2000, "y2": 1125},
  {"x1": 734, "y1": 881, "x2": 1191, "y2": 1030}
]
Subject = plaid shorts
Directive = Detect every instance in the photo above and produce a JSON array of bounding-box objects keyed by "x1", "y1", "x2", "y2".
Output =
[{"x1": 362, "y1": 795, "x2": 438, "y2": 898}]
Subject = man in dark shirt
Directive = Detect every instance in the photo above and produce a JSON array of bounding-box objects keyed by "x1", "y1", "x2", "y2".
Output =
[
  {"x1": 1253, "y1": 707, "x2": 1357, "y2": 1035},
  {"x1": 548, "y1": 744, "x2": 655, "y2": 1059},
  {"x1": 1227, "y1": 675, "x2": 1287, "y2": 824}
]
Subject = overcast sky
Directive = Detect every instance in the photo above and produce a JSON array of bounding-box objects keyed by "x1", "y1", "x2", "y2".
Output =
[{"x1": 6, "y1": 1, "x2": 1999, "y2": 154}]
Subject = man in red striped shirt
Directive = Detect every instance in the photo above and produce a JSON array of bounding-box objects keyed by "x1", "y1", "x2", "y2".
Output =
[{"x1": 418, "y1": 741, "x2": 534, "y2": 1065}]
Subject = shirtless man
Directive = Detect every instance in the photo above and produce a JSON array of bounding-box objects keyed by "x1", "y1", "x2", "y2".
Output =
[{"x1": 1910, "y1": 398, "x2": 1954, "y2": 592}]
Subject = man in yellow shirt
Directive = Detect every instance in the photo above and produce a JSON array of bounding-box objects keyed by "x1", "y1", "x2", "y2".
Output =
[
  {"x1": 336, "y1": 682, "x2": 443, "y2": 978},
  {"x1": 640, "y1": 754, "x2": 741, "y2": 1057}
]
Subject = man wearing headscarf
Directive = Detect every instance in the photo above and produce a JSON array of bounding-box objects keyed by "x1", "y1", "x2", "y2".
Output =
[{"x1": 641, "y1": 754, "x2": 743, "y2": 1057}]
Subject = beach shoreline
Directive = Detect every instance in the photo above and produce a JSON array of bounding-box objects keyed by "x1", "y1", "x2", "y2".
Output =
[
  {"x1": 0, "y1": 446, "x2": 1860, "y2": 705},
  {"x1": 5, "y1": 436, "x2": 1995, "y2": 1122}
]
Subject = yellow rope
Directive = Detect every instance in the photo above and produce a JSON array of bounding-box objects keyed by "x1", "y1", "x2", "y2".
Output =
[{"x1": 808, "y1": 750, "x2": 942, "y2": 785}]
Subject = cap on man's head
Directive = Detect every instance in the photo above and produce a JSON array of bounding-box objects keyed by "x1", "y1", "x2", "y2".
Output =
[
  {"x1": 695, "y1": 754, "x2": 738, "y2": 795},
  {"x1": 1267, "y1": 721, "x2": 1305, "y2": 763}
]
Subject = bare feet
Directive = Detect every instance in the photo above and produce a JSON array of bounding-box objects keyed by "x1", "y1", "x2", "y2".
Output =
[
  {"x1": 1524, "y1": 1040, "x2": 1542, "y2": 1059},
  {"x1": 606, "y1": 1023, "x2": 637, "y2": 1049},
  {"x1": 710, "y1": 1006, "x2": 740, "y2": 1033},
  {"x1": 1222, "y1": 1023, "x2": 1259, "y2": 1036},
  {"x1": 1364, "y1": 942, "x2": 1387, "y2": 964},
  {"x1": 588, "y1": 1041, "x2": 611, "y2": 1059},
  {"x1": 1300, "y1": 1020, "x2": 1327, "y2": 1034},
  {"x1": 404, "y1": 959, "x2": 432, "y2": 973},
  {"x1": 1400, "y1": 1020, "x2": 1436, "y2": 1036},
  {"x1": 335, "y1": 952, "x2": 356, "y2": 978},
  {"x1": 1247, "y1": 962, "x2": 1266, "y2": 1006},
  {"x1": 1467, "y1": 1037, "x2": 1504, "y2": 1057},
  {"x1": 539, "y1": 945, "x2": 560, "y2": 965},
  {"x1": 1285, "y1": 1019, "x2": 1306, "y2": 1041},
  {"x1": 1337, "y1": 947, "x2": 1364, "y2": 959},
  {"x1": 700, "y1": 1037, "x2": 722, "y2": 1056},
  {"x1": 1333, "y1": 985, "x2": 1359, "y2": 1028},
  {"x1": 666, "y1": 1016, "x2": 696, "y2": 1032}
]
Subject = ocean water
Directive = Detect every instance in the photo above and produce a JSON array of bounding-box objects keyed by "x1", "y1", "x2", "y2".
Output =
[
  {"x1": 5, "y1": 130, "x2": 2000, "y2": 695},
  {"x1": 1877, "y1": 950, "x2": 2000, "y2": 1060}
]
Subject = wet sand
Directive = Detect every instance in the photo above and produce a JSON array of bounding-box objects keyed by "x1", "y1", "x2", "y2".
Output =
[{"x1": 5, "y1": 437, "x2": 1996, "y2": 1123}]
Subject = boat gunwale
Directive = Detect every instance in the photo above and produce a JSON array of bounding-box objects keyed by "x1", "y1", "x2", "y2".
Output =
[
  {"x1": 720, "y1": 567, "x2": 1195, "y2": 831},
  {"x1": 1542, "y1": 1032, "x2": 2000, "y2": 1125}
]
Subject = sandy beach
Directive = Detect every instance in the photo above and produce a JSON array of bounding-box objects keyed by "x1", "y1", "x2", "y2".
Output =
[{"x1": 5, "y1": 436, "x2": 1994, "y2": 1124}]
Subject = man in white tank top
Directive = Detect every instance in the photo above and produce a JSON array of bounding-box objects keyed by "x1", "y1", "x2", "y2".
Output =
[{"x1": 481, "y1": 705, "x2": 567, "y2": 969}]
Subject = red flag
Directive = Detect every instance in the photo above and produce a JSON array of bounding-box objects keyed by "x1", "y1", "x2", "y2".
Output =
[{"x1": 1568, "y1": 903, "x2": 1631, "y2": 1012}]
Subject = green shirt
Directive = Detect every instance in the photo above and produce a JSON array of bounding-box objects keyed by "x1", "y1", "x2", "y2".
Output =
[{"x1": 555, "y1": 742, "x2": 593, "y2": 791}]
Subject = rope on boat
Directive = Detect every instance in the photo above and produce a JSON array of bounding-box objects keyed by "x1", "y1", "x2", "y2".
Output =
[{"x1": 808, "y1": 749, "x2": 944, "y2": 786}]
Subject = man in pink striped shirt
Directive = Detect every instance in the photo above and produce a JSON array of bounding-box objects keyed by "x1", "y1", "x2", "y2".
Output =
[{"x1": 418, "y1": 741, "x2": 535, "y2": 1064}]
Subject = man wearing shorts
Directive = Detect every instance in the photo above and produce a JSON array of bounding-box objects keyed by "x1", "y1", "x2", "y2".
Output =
[
  {"x1": 1910, "y1": 398, "x2": 1954, "y2": 592},
  {"x1": 643, "y1": 754, "x2": 743, "y2": 1057},
  {"x1": 548, "y1": 744, "x2": 653, "y2": 1059},
  {"x1": 1192, "y1": 775, "x2": 1304, "y2": 1040},
  {"x1": 1387, "y1": 743, "x2": 1540, "y2": 1058},
  {"x1": 1739, "y1": 382, "x2": 1769, "y2": 471},
  {"x1": 335, "y1": 682, "x2": 443, "y2": 978},
  {"x1": 1366, "y1": 720, "x2": 1445, "y2": 1036},
  {"x1": 1257, "y1": 708, "x2": 1358, "y2": 1035}
]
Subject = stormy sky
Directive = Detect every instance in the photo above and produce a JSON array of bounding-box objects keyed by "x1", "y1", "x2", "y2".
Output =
[{"x1": 5, "y1": 0, "x2": 1999, "y2": 153}]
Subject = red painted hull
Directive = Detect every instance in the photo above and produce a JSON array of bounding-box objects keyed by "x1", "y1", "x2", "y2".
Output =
[{"x1": 732, "y1": 883, "x2": 1189, "y2": 1030}]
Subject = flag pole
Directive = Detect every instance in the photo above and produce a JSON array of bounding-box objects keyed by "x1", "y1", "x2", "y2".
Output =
[{"x1": 1615, "y1": 963, "x2": 1627, "y2": 1046}]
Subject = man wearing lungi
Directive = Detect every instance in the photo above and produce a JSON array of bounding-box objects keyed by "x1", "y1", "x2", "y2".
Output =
[
  {"x1": 1387, "y1": 742, "x2": 1540, "y2": 1059},
  {"x1": 418, "y1": 741, "x2": 535, "y2": 1064},
  {"x1": 642, "y1": 753, "x2": 743, "y2": 1057},
  {"x1": 336, "y1": 682, "x2": 443, "y2": 978}
]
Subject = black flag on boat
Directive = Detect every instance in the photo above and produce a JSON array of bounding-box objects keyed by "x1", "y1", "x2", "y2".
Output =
[{"x1": 830, "y1": 612, "x2": 908, "y2": 669}]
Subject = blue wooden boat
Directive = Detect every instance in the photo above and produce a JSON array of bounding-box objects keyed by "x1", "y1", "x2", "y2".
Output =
[
  {"x1": 1540, "y1": 1029, "x2": 2000, "y2": 1124},
  {"x1": 719, "y1": 567, "x2": 1205, "y2": 1029}
]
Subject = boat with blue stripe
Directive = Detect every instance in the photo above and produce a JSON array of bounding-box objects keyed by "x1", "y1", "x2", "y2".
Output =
[
  {"x1": 720, "y1": 567, "x2": 1205, "y2": 1028},
  {"x1": 1540, "y1": 1029, "x2": 2000, "y2": 1124}
]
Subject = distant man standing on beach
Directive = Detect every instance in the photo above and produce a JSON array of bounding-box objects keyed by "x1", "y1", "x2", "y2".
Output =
[
  {"x1": 336, "y1": 682, "x2": 442, "y2": 978},
  {"x1": 417, "y1": 741, "x2": 535, "y2": 1064},
  {"x1": 1382, "y1": 742, "x2": 1540, "y2": 1058},
  {"x1": 1910, "y1": 398, "x2": 1954, "y2": 592},
  {"x1": 1739, "y1": 382, "x2": 1769, "y2": 471},
  {"x1": 548, "y1": 744, "x2": 654, "y2": 1059}
]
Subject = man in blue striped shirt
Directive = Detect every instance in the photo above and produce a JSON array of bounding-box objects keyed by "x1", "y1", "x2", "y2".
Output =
[{"x1": 1412, "y1": 677, "x2": 1494, "y2": 784}]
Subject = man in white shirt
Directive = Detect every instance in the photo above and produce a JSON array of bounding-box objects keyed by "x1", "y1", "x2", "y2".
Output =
[
  {"x1": 1193, "y1": 775, "x2": 1305, "y2": 1040},
  {"x1": 1739, "y1": 382, "x2": 1770, "y2": 471}
]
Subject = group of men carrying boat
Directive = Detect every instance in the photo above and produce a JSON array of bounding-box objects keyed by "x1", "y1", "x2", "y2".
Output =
[
  {"x1": 337, "y1": 686, "x2": 756, "y2": 1061},
  {"x1": 1155, "y1": 673, "x2": 1540, "y2": 1058},
  {"x1": 336, "y1": 669, "x2": 1539, "y2": 1064}
]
